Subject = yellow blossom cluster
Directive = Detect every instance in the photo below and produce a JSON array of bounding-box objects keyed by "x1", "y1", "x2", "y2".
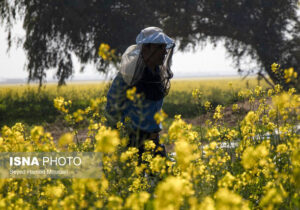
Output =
[
  {"x1": 284, "y1": 67, "x2": 298, "y2": 83},
  {"x1": 213, "y1": 105, "x2": 224, "y2": 121},
  {"x1": 98, "y1": 43, "x2": 116, "y2": 61},
  {"x1": 0, "y1": 65, "x2": 299, "y2": 209},
  {"x1": 53, "y1": 97, "x2": 71, "y2": 113},
  {"x1": 271, "y1": 63, "x2": 298, "y2": 84},
  {"x1": 126, "y1": 86, "x2": 141, "y2": 101},
  {"x1": 154, "y1": 109, "x2": 168, "y2": 124},
  {"x1": 192, "y1": 88, "x2": 203, "y2": 100}
]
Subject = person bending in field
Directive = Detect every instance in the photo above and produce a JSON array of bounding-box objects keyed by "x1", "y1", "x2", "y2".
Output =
[{"x1": 105, "y1": 27, "x2": 175, "y2": 163}]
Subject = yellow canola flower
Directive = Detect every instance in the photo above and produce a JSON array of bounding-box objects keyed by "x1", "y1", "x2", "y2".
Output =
[
  {"x1": 232, "y1": 104, "x2": 240, "y2": 112},
  {"x1": 95, "y1": 127, "x2": 120, "y2": 153},
  {"x1": 125, "y1": 191, "x2": 150, "y2": 210},
  {"x1": 288, "y1": 88, "x2": 296, "y2": 95},
  {"x1": 90, "y1": 96, "x2": 107, "y2": 111},
  {"x1": 225, "y1": 129, "x2": 238, "y2": 140},
  {"x1": 213, "y1": 105, "x2": 224, "y2": 121},
  {"x1": 168, "y1": 115, "x2": 187, "y2": 141},
  {"x1": 30, "y1": 126, "x2": 44, "y2": 142},
  {"x1": 175, "y1": 140, "x2": 198, "y2": 170},
  {"x1": 260, "y1": 188, "x2": 286, "y2": 209},
  {"x1": 85, "y1": 180, "x2": 99, "y2": 193},
  {"x1": 58, "y1": 133, "x2": 74, "y2": 147},
  {"x1": 238, "y1": 89, "x2": 253, "y2": 98},
  {"x1": 129, "y1": 177, "x2": 147, "y2": 192},
  {"x1": 192, "y1": 88, "x2": 202, "y2": 99},
  {"x1": 274, "y1": 84, "x2": 282, "y2": 94},
  {"x1": 204, "y1": 101, "x2": 212, "y2": 111},
  {"x1": 126, "y1": 86, "x2": 137, "y2": 101},
  {"x1": 241, "y1": 144, "x2": 269, "y2": 170},
  {"x1": 73, "y1": 109, "x2": 85, "y2": 123},
  {"x1": 54, "y1": 97, "x2": 69, "y2": 113},
  {"x1": 242, "y1": 111, "x2": 258, "y2": 126},
  {"x1": 254, "y1": 85, "x2": 263, "y2": 96},
  {"x1": 44, "y1": 183, "x2": 65, "y2": 199},
  {"x1": 214, "y1": 188, "x2": 249, "y2": 210},
  {"x1": 144, "y1": 140, "x2": 156, "y2": 151},
  {"x1": 262, "y1": 115, "x2": 269, "y2": 124},
  {"x1": 267, "y1": 122, "x2": 276, "y2": 132},
  {"x1": 206, "y1": 127, "x2": 220, "y2": 140},
  {"x1": 116, "y1": 121, "x2": 124, "y2": 130},
  {"x1": 154, "y1": 176, "x2": 194, "y2": 210},
  {"x1": 198, "y1": 196, "x2": 215, "y2": 210},
  {"x1": 267, "y1": 88, "x2": 274, "y2": 97},
  {"x1": 154, "y1": 109, "x2": 168, "y2": 124},
  {"x1": 107, "y1": 196, "x2": 123, "y2": 209},
  {"x1": 120, "y1": 147, "x2": 139, "y2": 162},
  {"x1": 248, "y1": 96, "x2": 255, "y2": 104},
  {"x1": 209, "y1": 141, "x2": 217, "y2": 150},
  {"x1": 150, "y1": 155, "x2": 166, "y2": 173},
  {"x1": 284, "y1": 67, "x2": 297, "y2": 83},
  {"x1": 12, "y1": 122, "x2": 25, "y2": 133},
  {"x1": 218, "y1": 172, "x2": 236, "y2": 188},
  {"x1": 271, "y1": 63, "x2": 280, "y2": 73},
  {"x1": 276, "y1": 144, "x2": 288, "y2": 154},
  {"x1": 294, "y1": 71, "x2": 298, "y2": 78},
  {"x1": 98, "y1": 43, "x2": 110, "y2": 60},
  {"x1": 1, "y1": 125, "x2": 12, "y2": 137},
  {"x1": 272, "y1": 92, "x2": 299, "y2": 117},
  {"x1": 98, "y1": 43, "x2": 117, "y2": 61}
]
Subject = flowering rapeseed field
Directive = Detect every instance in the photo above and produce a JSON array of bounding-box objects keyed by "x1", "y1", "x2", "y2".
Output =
[
  {"x1": 0, "y1": 76, "x2": 267, "y2": 127},
  {"x1": 0, "y1": 45, "x2": 299, "y2": 209},
  {"x1": 0, "y1": 75, "x2": 299, "y2": 209}
]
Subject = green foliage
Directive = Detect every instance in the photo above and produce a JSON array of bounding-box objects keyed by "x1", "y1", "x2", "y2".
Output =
[
  {"x1": 0, "y1": 86, "x2": 106, "y2": 127},
  {"x1": 1, "y1": 0, "x2": 299, "y2": 90}
]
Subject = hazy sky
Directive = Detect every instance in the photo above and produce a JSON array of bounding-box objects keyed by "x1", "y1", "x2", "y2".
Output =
[{"x1": 0, "y1": 24, "x2": 240, "y2": 82}]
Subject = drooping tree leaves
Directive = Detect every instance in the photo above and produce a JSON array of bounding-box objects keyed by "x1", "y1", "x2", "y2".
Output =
[
  {"x1": 1, "y1": 0, "x2": 161, "y2": 86},
  {"x1": 160, "y1": 0, "x2": 300, "y2": 90},
  {"x1": 1, "y1": 0, "x2": 299, "y2": 90}
]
